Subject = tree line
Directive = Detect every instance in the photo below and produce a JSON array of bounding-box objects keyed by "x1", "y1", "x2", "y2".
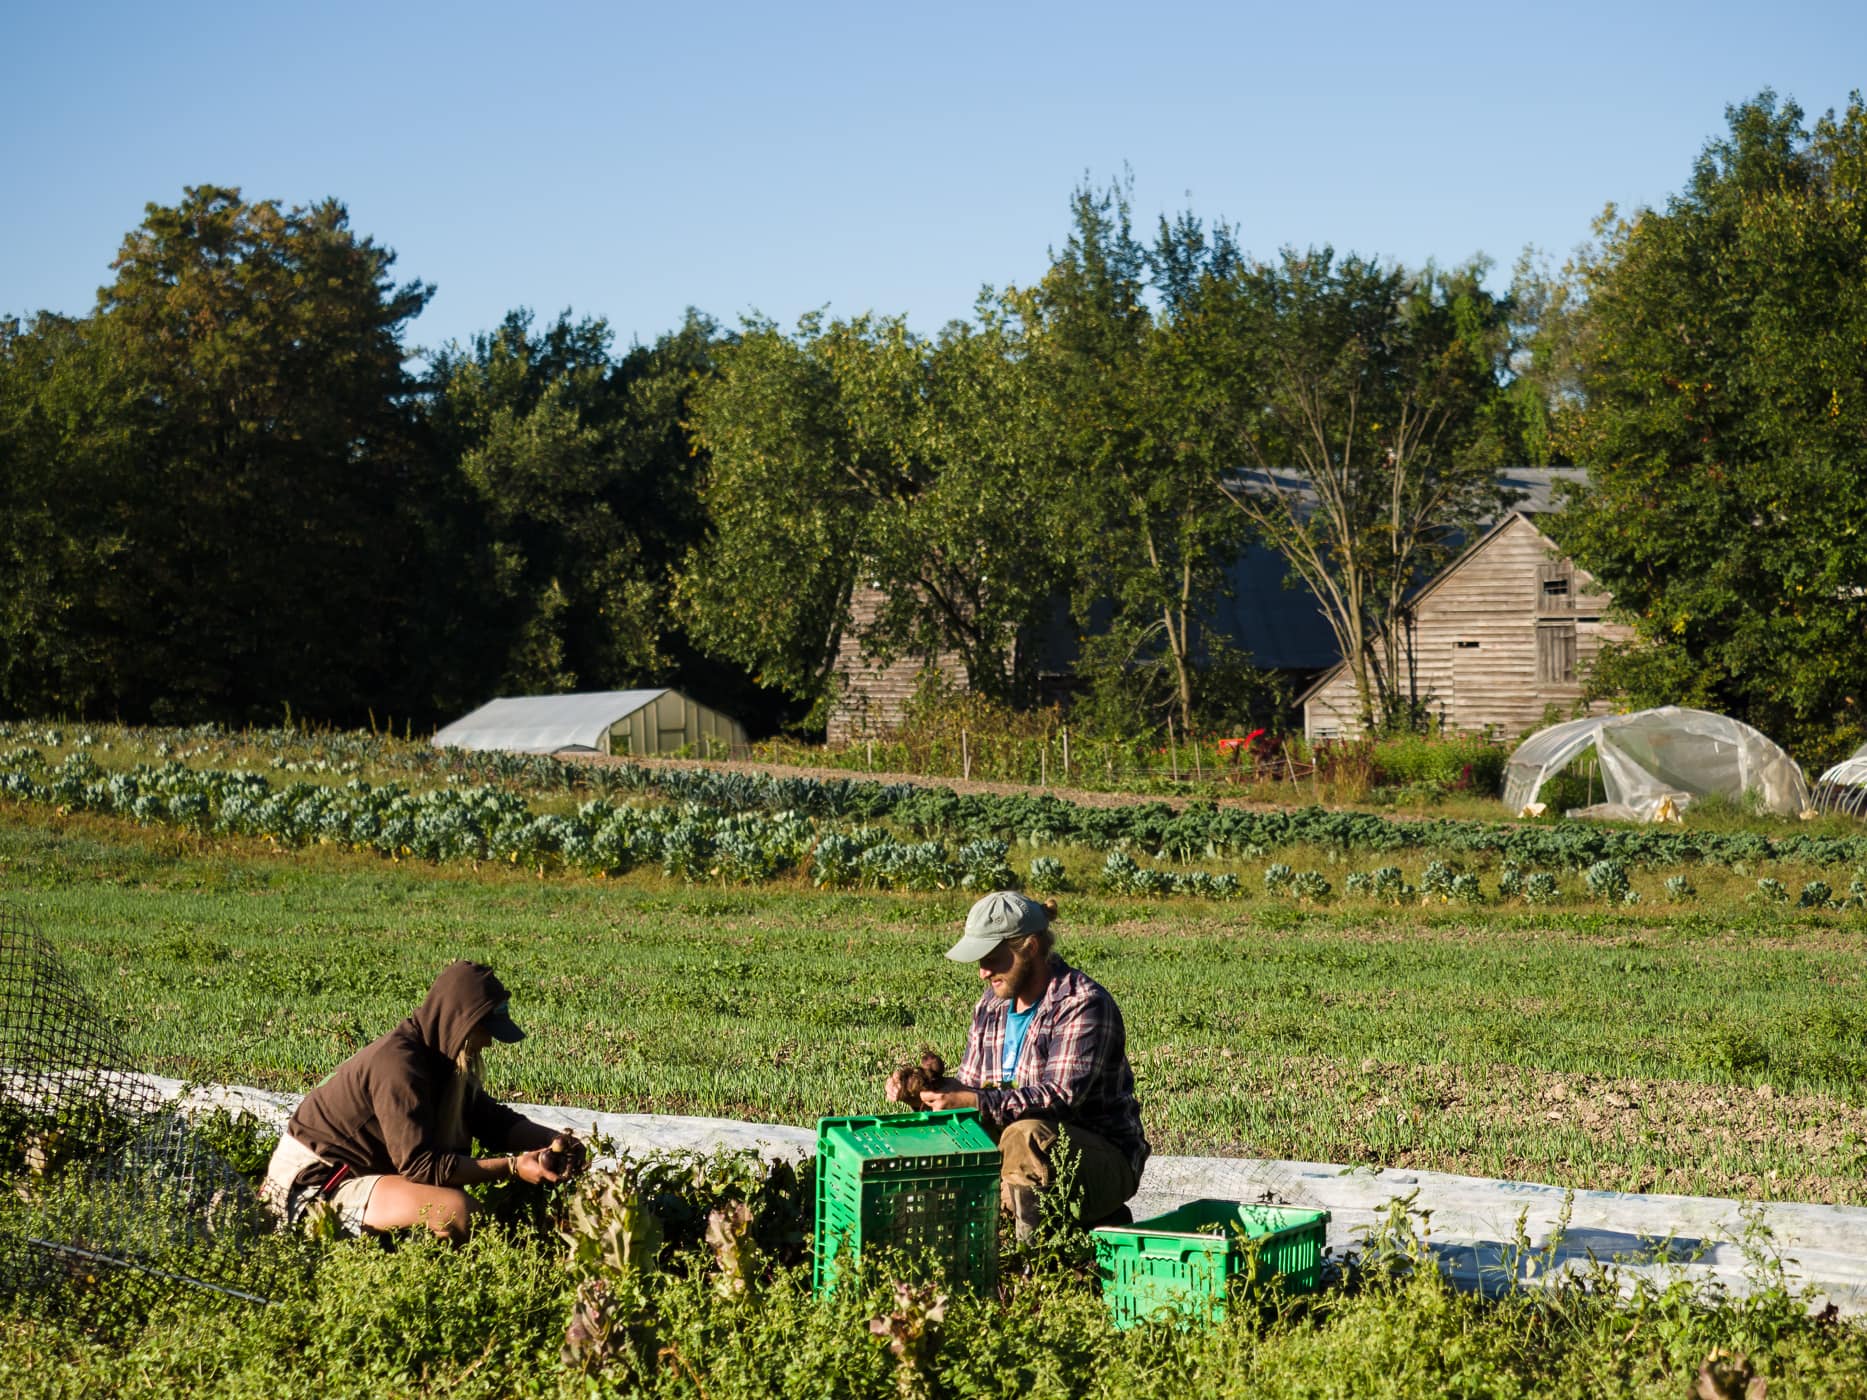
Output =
[{"x1": 2, "y1": 91, "x2": 1862, "y2": 762}]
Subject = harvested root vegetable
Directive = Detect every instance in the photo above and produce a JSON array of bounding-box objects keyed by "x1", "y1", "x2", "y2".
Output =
[
  {"x1": 893, "y1": 1048, "x2": 948, "y2": 1107},
  {"x1": 542, "y1": 1134, "x2": 585, "y2": 1176}
]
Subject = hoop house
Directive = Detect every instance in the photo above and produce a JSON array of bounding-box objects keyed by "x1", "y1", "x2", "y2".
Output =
[
  {"x1": 1815, "y1": 741, "x2": 1867, "y2": 817},
  {"x1": 1502, "y1": 706, "x2": 1810, "y2": 821},
  {"x1": 433, "y1": 689, "x2": 747, "y2": 758}
]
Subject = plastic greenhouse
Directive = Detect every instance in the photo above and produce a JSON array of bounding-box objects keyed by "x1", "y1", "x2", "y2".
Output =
[
  {"x1": 432, "y1": 689, "x2": 747, "y2": 758},
  {"x1": 1815, "y1": 741, "x2": 1867, "y2": 817},
  {"x1": 1502, "y1": 706, "x2": 1811, "y2": 822}
]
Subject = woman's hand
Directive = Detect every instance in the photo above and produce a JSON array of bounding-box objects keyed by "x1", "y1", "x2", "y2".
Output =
[{"x1": 512, "y1": 1147, "x2": 570, "y2": 1185}]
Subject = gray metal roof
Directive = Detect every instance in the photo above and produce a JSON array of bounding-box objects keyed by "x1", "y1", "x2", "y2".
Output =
[
  {"x1": 432, "y1": 689, "x2": 671, "y2": 752},
  {"x1": 1222, "y1": 466, "x2": 1585, "y2": 519}
]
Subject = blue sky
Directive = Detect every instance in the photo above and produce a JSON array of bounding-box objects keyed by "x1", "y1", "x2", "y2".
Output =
[{"x1": 4, "y1": 1, "x2": 1863, "y2": 359}]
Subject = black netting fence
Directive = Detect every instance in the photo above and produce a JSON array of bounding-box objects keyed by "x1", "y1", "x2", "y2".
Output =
[{"x1": 0, "y1": 904, "x2": 270, "y2": 1303}]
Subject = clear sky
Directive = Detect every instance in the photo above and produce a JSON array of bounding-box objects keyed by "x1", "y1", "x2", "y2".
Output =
[{"x1": 4, "y1": 1, "x2": 1863, "y2": 359}]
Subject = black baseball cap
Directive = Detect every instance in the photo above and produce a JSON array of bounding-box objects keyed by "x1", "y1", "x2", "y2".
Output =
[{"x1": 482, "y1": 999, "x2": 526, "y2": 1043}]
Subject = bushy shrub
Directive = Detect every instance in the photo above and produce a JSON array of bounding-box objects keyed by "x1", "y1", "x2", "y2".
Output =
[{"x1": 1369, "y1": 733, "x2": 1507, "y2": 794}]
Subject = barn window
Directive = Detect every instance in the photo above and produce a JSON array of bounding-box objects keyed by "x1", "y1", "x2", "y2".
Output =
[
  {"x1": 1537, "y1": 560, "x2": 1576, "y2": 615},
  {"x1": 1537, "y1": 622, "x2": 1577, "y2": 683},
  {"x1": 1456, "y1": 640, "x2": 1480, "y2": 649}
]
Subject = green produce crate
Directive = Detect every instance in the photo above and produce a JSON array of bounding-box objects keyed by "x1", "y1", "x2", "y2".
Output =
[
  {"x1": 1092, "y1": 1198, "x2": 1331, "y2": 1328},
  {"x1": 812, "y1": 1110, "x2": 1001, "y2": 1297}
]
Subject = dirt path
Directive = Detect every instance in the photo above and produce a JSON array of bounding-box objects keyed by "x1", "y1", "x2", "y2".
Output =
[{"x1": 562, "y1": 749, "x2": 1337, "y2": 816}]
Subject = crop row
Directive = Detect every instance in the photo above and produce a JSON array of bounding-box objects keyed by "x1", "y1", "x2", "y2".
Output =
[
  {"x1": 8, "y1": 729, "x2": 1867, "y2": 879},
  {"x1": 0, "y1": 752, "x2": 1042, "y2": 892}
]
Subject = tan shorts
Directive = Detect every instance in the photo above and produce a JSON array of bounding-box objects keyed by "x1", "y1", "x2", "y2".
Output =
[{"x1": 260, "y1": 1133, "x2": 384, "y2": 1235}]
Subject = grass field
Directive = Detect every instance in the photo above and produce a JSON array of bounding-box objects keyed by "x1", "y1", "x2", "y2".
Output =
[
  {"x1": 5, "y1": 800, "x2": 1866, "y2": 1205},
  {"x1": 6, "y1": 731, "x2": 1867, "y2": 1397}
]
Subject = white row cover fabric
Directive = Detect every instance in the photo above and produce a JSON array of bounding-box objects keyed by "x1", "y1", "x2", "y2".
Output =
[
  {"x1": 1503, "y1": 706, "x2": 1811, "y2": 821},
  {"x1": 433, "y1": 690, "x2": 671, "y2": 753},
  {"x1": 1818, "y1": 741, "x2": 1867, "y2": 788}
]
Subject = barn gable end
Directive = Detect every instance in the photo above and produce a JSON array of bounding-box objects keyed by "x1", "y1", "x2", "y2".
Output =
[{"x1": 1301, "y1": 514, "x2": 1634, "y2": 740}]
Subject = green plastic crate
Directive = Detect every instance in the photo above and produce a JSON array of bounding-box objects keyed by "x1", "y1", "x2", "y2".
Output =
[
  {"x1": 812, "y1": 1110, "x2": 1001, "y2": 1297},
  {"x1": 1092, "y1": 1199, "x2": 1331, "y2": 1328}
]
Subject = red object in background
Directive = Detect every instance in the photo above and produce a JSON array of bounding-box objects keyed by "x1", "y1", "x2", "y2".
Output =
[{"x1": 1217, "y1": 729, "x2": 1268, "y2": 765}]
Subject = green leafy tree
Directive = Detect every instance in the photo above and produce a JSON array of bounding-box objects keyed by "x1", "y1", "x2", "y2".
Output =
[
  {"x1": 419, "y1": 308, "x2": 734, "y2": 709},
  {"x1": 1553, "y1": 92, "x2": 1867, "y2": 763},
  {"x1": 0, "y1": 313, "x2": 141, "y2": 715},
  {"x1": 429, "y1": 311, "x2": 659, "y2": 696},
  {"x1": 2, "y1": 186, "x2": 432, "y2": 723},
  {"x1": 1017, "y1": 181, "x2": 1250, "y2": 734},
  {"x1": 1206, "y1": 249, "x2": 1516, "y2": 732},
  {"x1": 680, "y1": 310, "x2": 1059, "y2": 711}
]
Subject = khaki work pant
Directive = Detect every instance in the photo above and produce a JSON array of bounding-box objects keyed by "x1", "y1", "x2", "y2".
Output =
[{"x1": 995, "y1": 1117, "x2": 1140, "y2": 1236}]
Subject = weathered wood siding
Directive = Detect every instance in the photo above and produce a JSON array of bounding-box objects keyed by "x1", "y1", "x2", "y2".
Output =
[
  {"x1": 1303, "y1": 515, "x2": 1636, "y2": 740},
  {"x1": 826, "y1": 585, "x2": 970, "y2": 742}
]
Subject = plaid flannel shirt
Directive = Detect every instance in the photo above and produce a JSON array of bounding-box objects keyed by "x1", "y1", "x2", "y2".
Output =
[{"x1": 957, "y1": 956, "x2": 1149, "y2": 1173}]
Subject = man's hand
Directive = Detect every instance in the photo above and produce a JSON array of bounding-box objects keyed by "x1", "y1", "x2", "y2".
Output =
[
  {"x1": 922, "y1": 1089, "x2": 978, "y2": 1111},
  {"x1": 884, "y1": 1068, "x2": 911, "y2": 1104}
]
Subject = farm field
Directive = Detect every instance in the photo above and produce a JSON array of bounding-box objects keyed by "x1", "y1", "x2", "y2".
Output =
[
  {"x1": 5, "y1": 729, "x2": 1867, "y2": 1396},
  {"x1": 4, "y1": 799, "x2": 1867, "y2": 1204}
]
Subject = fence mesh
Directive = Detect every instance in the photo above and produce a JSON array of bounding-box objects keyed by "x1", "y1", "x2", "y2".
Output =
[{"x1": 0, "y1": 904, "x2": 268, "y2": 1302}]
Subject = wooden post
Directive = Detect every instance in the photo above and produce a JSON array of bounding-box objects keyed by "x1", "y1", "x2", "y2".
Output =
[
  {"x1": 1168, "y1": 718, "x2": 1179, "y2": 782},
  {"x1": 1062, "y1": 726, "x2": 1071, "y2": 781},
  {"x1": 1040, "y1": 740, "x2": 1048, "y2": 788},
  {"x1": 962, "y1": 729, "x2": 971, "y2": 781},
  {"x1": 1192, "y1": 728, "x2": 1203, "y2": 782},
  {"x1": 866, "y1": 738, "x2": 873, "y2": 772}
]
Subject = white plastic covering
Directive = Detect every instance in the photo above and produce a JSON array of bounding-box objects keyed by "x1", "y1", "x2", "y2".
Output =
[
  {"x1": 1503, "y1": 706, "x2": 1811, "y2": 821},
  {"x1": 433, "y1": 690, "x2": 671, "y2": 753},
  {"x1": 1819, "y1": 741, "x2": 1867, "y2": 789}
]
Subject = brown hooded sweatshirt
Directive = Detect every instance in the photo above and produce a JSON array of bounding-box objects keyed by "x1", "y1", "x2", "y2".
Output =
[{"x1": 285, "y1": 960, "x2": 526, "y2": 1187}]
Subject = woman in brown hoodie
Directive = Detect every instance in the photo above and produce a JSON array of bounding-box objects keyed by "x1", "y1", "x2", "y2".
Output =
[{"x1": 261, "y1": 960, "x2": 583, "y2": 1241}]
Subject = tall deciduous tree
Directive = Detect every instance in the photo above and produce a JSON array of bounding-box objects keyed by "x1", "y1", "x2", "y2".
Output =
[
  {"x1": 3, "y1": 186, "x2": 433, "y2": 723},
  {"x1": 1553, "y1": 92, "x2": 1867, "y2": 763},
  {"x1": 1018, "y1": 182, "x2": 1249, "y2": 733},
  {"x1": 0, "y1": 313, "x2": 140, "y2": 715},
  {"x1": 1207, "y1": 250, "x2": 1515, "y2": 732},
  {"x1": 680, "y1": 310, "x2": 1058, "y2": 711}
]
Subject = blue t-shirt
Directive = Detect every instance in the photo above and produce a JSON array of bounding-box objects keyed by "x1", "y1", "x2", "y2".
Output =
[{"x1": 1001, "y1": 1003, "x2": 1038, "y2": 1085}]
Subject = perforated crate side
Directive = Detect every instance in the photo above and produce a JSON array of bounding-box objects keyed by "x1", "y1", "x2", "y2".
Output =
[
  {"x1": 1093, "y1": 1203, "x2": 1329, "y2": 1328},
  {"x1": 812, "y1": 1112, "x2": 1002, "y2": 1298}
]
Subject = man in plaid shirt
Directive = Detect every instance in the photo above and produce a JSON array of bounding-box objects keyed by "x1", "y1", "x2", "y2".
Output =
[{"x1": 887, "y1": 891, "x2": 1148, "y2": 1235}]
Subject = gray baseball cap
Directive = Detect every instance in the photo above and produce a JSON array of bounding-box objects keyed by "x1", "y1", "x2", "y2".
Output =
[{"x1": 946, "y1": 891, "x2": 1050, "y2": 962}]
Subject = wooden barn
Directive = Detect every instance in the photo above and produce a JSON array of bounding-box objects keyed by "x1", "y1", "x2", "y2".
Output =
[
  {"x1": 825, "y1": 587, "x2": 972, "y2": 742},
  {"x1": 1298, "y1": 512, "x2": 1636, "y2": 741}
]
